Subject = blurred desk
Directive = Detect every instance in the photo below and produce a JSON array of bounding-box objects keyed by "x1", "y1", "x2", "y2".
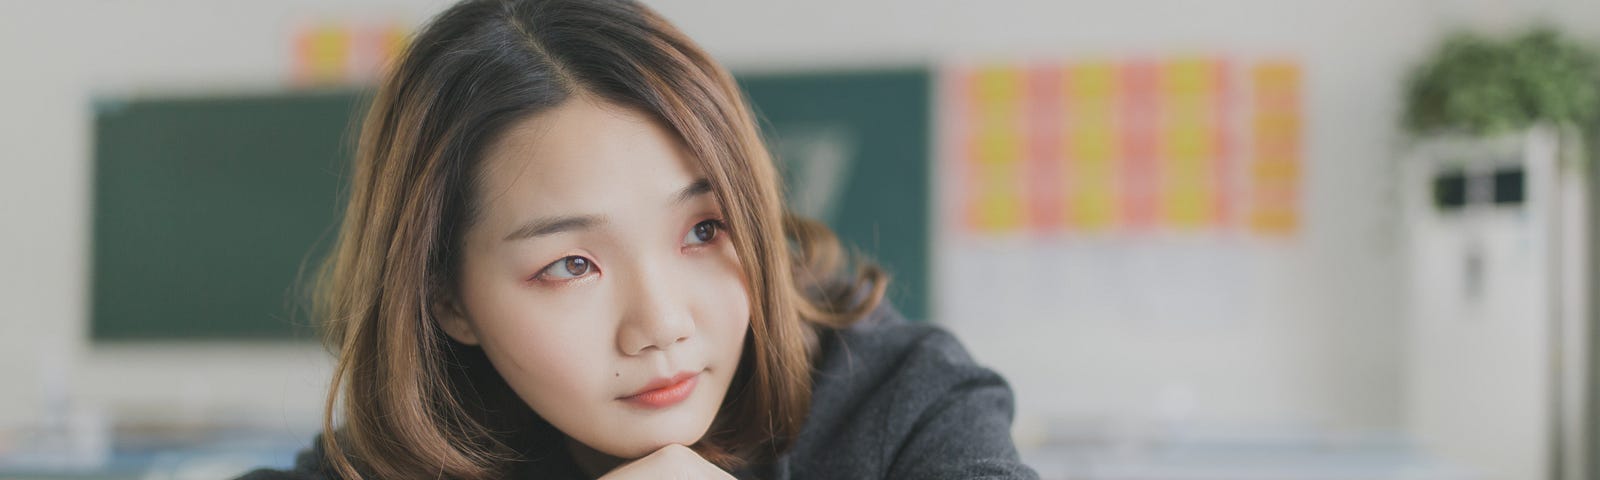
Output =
[
  {"x1": 1021, "y1": 426, "x2": 1480, "y2": 480},
  {"x1": 0, "y1": 425, "x2": 311, "y2": 480}
]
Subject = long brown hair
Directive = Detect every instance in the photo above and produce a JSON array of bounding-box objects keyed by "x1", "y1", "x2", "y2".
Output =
[{"x1": 310, "y1": 0, "x2": 886, "y2": 478}]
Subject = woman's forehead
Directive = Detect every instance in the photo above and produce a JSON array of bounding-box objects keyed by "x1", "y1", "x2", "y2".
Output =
[{"x1": 475, "y1": 98, "x2": 705, "y2": 228}]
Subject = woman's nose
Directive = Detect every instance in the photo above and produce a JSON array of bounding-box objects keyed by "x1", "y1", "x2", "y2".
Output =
[{"x1": 616, "y1": 264, "x2": 695, "y2": 356}]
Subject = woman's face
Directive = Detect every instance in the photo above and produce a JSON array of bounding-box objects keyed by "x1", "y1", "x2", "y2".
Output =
[{"x1": 435, "y1": 96, "x2": 751, "y2": 460}]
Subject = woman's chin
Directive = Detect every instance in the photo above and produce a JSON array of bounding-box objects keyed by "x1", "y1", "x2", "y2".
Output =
[
  {"x1": 572, "y1": 412, "x2": 704, "y2": 460},
  {"x1": 600, "y1": 426, "x2": 708, "y2": 459}
]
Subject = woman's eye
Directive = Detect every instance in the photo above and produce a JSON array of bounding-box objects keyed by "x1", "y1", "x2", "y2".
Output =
[
  {"x1": 538, "y1": 255, "x2": 594, "y2": 280},
  {"x1": 684, "y1": 219, "x2": 723, "y2": 246}
]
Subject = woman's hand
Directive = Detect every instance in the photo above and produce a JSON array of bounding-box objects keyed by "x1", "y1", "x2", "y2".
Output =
[{"x1": 596, "y1": 444, "x2": 735, "y2": 480}]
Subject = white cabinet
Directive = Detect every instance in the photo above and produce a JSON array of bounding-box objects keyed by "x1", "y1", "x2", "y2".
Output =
[{"x1": 1400, "y1": 126, "x2": 1590, "y2": 480}]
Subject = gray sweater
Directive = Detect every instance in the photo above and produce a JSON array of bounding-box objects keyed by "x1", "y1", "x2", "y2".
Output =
[{"x1": 238, "y1": 302, "x2": 1038, "y2": 479}]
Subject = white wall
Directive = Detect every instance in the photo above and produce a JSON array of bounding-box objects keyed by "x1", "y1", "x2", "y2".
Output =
[{"x1": 2, "y1": 0, "x2": 1599, "y2": 445}]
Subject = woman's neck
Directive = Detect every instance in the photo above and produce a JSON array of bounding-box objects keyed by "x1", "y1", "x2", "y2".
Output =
[{"x1": 565, "y1": 436, "x2": 627, "y2": 479}]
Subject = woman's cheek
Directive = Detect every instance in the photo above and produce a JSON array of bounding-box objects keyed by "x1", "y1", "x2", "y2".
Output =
[
  {"x1": 486, "y1": 299, "x2": 616, "y2": 409},
  {"x1": 708, "y1": 245, "x2": 751, "y2": 332}
]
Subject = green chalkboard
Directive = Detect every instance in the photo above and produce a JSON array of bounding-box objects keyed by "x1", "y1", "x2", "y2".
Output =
[
  {"x1": 740, "y1": 70, "x2": 930, "y2": 322},
  {"x1": 90, "y1": 69, "x2": 931, "y2": 341},
  {"x1": 91, "y1": 90, "x2": 361, "y2": 341}
]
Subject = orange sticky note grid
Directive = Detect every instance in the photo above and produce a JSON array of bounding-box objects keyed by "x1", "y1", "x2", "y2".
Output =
[
  {"x1": 1118, "y1": 60, "x2": 1160, "y2": 232},
  {"x1": 294, "y1": 24, "x2": 351, "y2": 85},
  {"x1": 1063, "y1": 62, "x2": 1121, "y2": 232},
  {"x1": 963, "y1": 66, "x2": 1027, "y2": 233},
  {"x1": 293, "y1": 22, "x2": 411, "y2": 86},
  {"x1": 946, "y1": 57, "x2": 1297, "y2": 238},
  {"x1": 1247, "y1": 61, "x2": 1301, "y2": 236},
  {"x1": 1156, "y1": 57, "x2": 1231, "y2": 230}
]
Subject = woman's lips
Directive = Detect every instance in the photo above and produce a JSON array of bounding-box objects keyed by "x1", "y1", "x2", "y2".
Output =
[{"x1": 620, "y1": 371, "x2": 699, "y2": 409}]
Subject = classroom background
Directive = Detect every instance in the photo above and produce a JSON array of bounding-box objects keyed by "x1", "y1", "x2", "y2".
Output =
[{"x1": 6, "y1": 0, "x2": 1600, "y2": 479}]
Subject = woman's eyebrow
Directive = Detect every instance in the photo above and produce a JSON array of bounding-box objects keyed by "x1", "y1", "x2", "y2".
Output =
[
  {"x1": 672, "y1": 178, "x2": 712, "y2": 205},
  {"x1": 503, "y1": 214, "x2": 607, "y2": 242},
  {"x1": 501, "y1": 178, "x2": 711, "y2": 243}
]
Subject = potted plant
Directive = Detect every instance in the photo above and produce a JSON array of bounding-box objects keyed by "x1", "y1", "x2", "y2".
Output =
[{"x1": 1403, "y1": 26, "x2": 1600, "y2": 162}]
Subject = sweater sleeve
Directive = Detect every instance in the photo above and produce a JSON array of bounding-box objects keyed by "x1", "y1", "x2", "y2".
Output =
[{"x1": 883, "y1": 329, "x2": 1039, "y2": 480}]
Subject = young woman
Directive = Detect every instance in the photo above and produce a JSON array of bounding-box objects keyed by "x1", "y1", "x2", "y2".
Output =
[{"x1": 239, "y1": 0, "x2": 1035, "y2": 478}]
